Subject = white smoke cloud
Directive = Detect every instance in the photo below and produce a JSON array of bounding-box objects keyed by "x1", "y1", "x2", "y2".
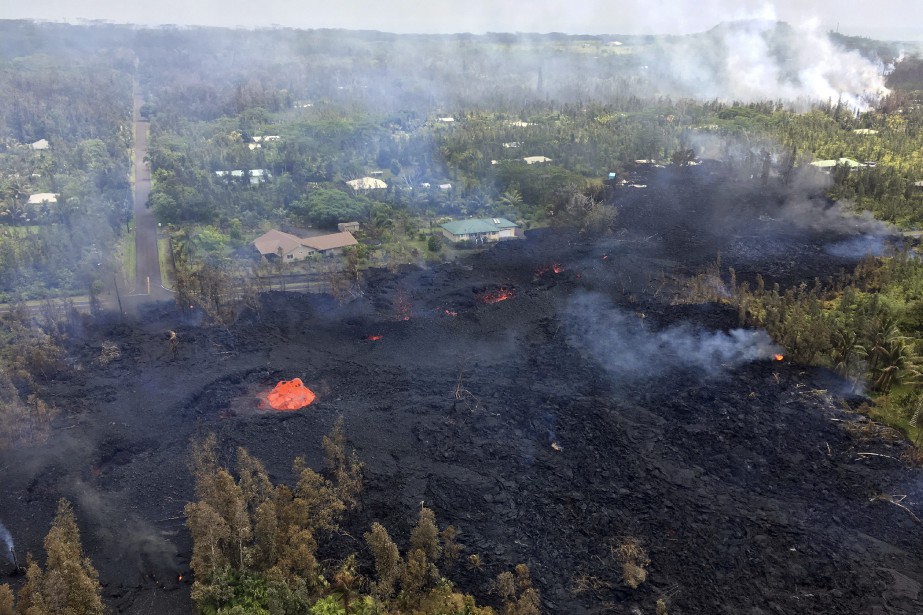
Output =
[
  {"x1": 565, "y1": 292, "x2": 781, "y2": 381},
  {"x1": 648, "y1": 17, "x2": 889, "y2": 109}
]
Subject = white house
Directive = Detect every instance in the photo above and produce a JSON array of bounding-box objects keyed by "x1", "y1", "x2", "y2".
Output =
[
  {"x1": 27, "y1": 193, "x2": 58, "y2": 205},
  {"x1": 346, "y1": 177, "x2": 387, "y2": 190},
  {"x1": 523, "y1": 156, "x2": 552, "y2": 164},
  {"x1": 809, "y1": 158, "x2": 866, "y2": 171},
  {"x1": 216, "y1": 169, "x2": 272, "y2": 185}
]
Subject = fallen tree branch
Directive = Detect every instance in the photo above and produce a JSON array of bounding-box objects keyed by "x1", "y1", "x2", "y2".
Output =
[
  {"x1": 870, "y1": 494, "x2": 923, "y2": 525},
  {"x1": 856, "y1": 452, "x2": 901, "y2": 461}
]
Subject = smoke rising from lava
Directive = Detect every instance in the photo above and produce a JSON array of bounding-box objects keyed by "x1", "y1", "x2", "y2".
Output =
[
  {"x1": 646, "y1": 17, "x2": 889, "y2": 109},
  {"x1": 71, "y1": 481, "x2": 180, "y2": 579},
  {"x1": 566, "y1": 292, "x2": 781, "y2": 380},
  {"x1": 0, "y1": 521, "x2": 12, "y2": 562}
]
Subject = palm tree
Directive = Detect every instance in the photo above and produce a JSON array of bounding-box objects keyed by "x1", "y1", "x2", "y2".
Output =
[
  {"x1": 864, "y1": 314, "x2": 901, "y2": 374},
  {"x1": 1, "y1": 180, "x2": 30, "y2": 225},
  {"x1": 366, "y1": 206, "x2": 394, "y2": 241},
  {"x1": 831, "y1": 327, "x2": 861, "y2": 378},
  {"x1": 0, "y1": 200, "x2": 29, "y2": 225},
  {"x1": 498, "y1": 188, "x2": 524, "y2": 211},
  {"x1": 172, "y1": 229, "x2": 199, "y2": 265},
  {"x1": 871, "y1": 337, "x2": 920, "y2": 392}
]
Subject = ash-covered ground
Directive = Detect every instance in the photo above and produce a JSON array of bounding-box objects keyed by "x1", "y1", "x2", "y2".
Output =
[{"x1": 2, "y1": 163, "x2": 922, "y2": 614}]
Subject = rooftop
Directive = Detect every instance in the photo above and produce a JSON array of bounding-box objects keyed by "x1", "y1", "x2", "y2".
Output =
[
  {"x1": 302, "y1": 231, "x2": 358, "y2": 251},
  {"x1": 810, "y1": 157, "x2": 865, "y2": 169},
  {"x1": 346, "y1": 177, "x2": 388, "y2": 190},
  {"x1": 253, "y1": 229, "x2": 358, "y2": 255},
  {"x1": 253, "y1": 229, "x2": 304, "y2": 256},
  {"x1": 27, "y1": 192, "x2": 58, "y2": 204},
  {"x1": 441, "y1": 217, "x2": 518, "y2": 236}
]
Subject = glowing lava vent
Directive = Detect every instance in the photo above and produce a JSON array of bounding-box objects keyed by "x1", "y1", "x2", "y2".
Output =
[
  {"x1": 481, "y1": 288, "x2": 514, "y2": 304},
  {"x1": 264, "y1": 378, "x2": 316, "y2": 411},
  {"x1": 774, "y1": 354, "x2": 784, "y2": 362}
]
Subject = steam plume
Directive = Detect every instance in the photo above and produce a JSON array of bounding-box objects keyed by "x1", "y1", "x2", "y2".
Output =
[
  {"x1": 566, "y1": 293, "x2": 780, "y2": 380},
  {"x1": 0, "y1": 521, "x2": 12, "y2": 563},
  {"x1": 647, "y1": 18, "x2": 888, "y2": 109}
]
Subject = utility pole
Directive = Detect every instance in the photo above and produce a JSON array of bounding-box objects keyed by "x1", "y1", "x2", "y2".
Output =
[{"x1": 113, "y1": 275, "x2": 123, "y2": 316}]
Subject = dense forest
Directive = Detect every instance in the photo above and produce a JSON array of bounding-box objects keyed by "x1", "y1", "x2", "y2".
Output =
[{"x1": 1, "y1": 18, "x2": 923, "y2": 614}]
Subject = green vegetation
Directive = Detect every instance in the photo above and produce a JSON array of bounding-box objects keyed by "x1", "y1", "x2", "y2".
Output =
[
  {"x1": 0, "y1": 499, "x2": 106, "y2": 614},
  {"x1": 185, "y1": 421, "x2": 537, "y2": 615},
  {"x1": 0, "y1": 50, "x2": 132, "y2": 302},
  {"x1": 5, "y1": 20, "x2": 923, "y2": 610},
  {"x1": 120, "y1": 230, "x2": 136, "y2": 289},
  {"x1": 679, "y1": 252, "x2": 923, "y2": 446}
]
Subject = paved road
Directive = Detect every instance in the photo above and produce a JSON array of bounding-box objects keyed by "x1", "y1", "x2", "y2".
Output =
[{"x1": 131, "y1": 87, "x2": 169, "y2": 304}]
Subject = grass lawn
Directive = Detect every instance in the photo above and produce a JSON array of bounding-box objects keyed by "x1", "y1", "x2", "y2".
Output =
[
  {"x1": 158, "y1": 237, "x2": 174, "y2": 289},
  {"x1": 120, "y1": 229, "x2": 136, "y2": 289},
  {"x1": 0, "y1": 225, "x2": 42, "y2": 238}
]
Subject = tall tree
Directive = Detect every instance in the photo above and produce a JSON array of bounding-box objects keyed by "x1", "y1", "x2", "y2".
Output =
[
  {"x1": 0, "y1": 584, "x2": 14, "y2": 615},
  {"x1": 28, "y1": 499, "x2": 106, "y2": 615}
]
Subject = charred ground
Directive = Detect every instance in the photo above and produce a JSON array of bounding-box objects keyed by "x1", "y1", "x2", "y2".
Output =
[{"x1": 1, "y1": 163, "x2": 922, "y2": 614}]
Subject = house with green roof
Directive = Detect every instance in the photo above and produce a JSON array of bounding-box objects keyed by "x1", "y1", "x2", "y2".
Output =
[{"x1": 440, "y1": 217, "x2": 521, "y2": 243}]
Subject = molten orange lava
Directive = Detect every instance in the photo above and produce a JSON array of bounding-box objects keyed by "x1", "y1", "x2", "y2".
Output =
[
  {"x1": 482, "y1": 288, "x2": 514, "y2": 304},
  {"x1": 444, "y1": 309, "x2": 458, "y2": 317},
  {"x1": 536, "y1": 263, "x2": 565, "y2": 277},
  {"x1": 774, "y1": 354, "x2": 784, "y2": 362},
  {"x1": 265, "y1": 378, "x2": 315, "y2": 411},
  {"x1": 394, "y1": 290, "x2": 412, "y2": 321},
  {"x1": 367, "y1": 334, "x2": 383, "y2": 341}
]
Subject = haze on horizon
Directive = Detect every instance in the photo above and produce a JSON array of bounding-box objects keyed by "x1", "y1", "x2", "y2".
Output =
[{"x1": 1, "y1": 0, "x2": 921, "y2": 41}]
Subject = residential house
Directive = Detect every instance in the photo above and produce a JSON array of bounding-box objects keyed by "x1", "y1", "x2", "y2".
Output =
[
  {"x1": 809, "y1": 158, "x2": 867, "y2": 171},
  {"x1": 523, "y1": 156, "x2": 552, "y2": 164},
  {"x1": 440, "y1": 218, "x2": 520, "y2": 243},
  {"x1": 27, "y1": 193, "x2": 58, "y2": 205},
  {"x1": 30, "y1": 139, "x2": 49, "y2": 150},
  {"x1": 216, "y1": 169, "x2": 272, "y2": 185},
  {"x1": 253, "y1": 229, "x2": 358, "y2": 261},
  {"x1": 302, "y1": 231, "x2": 358, "y2": 255},
  {"x1": 249, "y1": 136, "x2": 281, "y2": 149},
  {"x1": 337, "y1": 221, "x2": 360, "y2": 233},
  {"x1": 346, "y1": 177, "x2": 387, "y2": 190}
]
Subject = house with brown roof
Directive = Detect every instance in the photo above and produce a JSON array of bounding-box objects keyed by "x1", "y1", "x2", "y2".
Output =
[
  {"x1": 302, "y1": 231, "x2": 358, "y2": 255},
  {"x1": 253, "y1": 229, "x2": 358, "y2": 261}
]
